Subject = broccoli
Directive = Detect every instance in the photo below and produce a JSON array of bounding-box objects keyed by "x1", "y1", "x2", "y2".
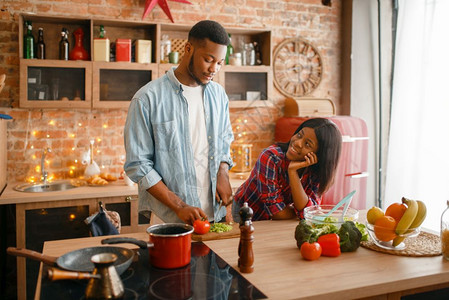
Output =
[
  {"x1": 294, "y1": 220, "x2": 339, "y2": 249},
  {"x1": 338, "y1": 221, "x2": 363, "y2": 252},
  {"x1": 294, "y1": 220, "x2": 315, "y2": 248}
]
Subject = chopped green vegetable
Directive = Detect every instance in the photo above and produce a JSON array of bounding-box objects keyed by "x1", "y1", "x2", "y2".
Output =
[
  {"x1": 338, "y1": 221, "x2": 363, "y2": 252},
  {"x1": 210, "y1": 223, "x2": 233, "y2": 233},
  {"x1": 354, "y1": 222, "x2": 368, "y2": 242}
]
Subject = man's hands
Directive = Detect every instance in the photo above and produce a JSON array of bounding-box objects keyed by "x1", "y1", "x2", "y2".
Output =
[
  {"x1": 147, "y1": 181, "x2": 207, "y2": 225},
  {"x1": 215, "y1": 162, "x2": 233, "y2": 207},
  {"x1": 175, "y1": 206, "x2": 208, "y2": 225},
  {"x1": 288, "y1": 152, "x2": 318, "y2": 172},
  {"x1": 147, "y1": 162, "x2": 233, "y2": 225}
]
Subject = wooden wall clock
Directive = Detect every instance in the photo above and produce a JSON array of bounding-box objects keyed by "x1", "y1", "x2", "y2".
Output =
[{"x1": 273, "y1": 37, "x2": 323, "y2": 98}]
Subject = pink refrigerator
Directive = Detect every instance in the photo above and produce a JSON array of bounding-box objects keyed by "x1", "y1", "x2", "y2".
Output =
[{"x1": 274, "y1": 116, "x2": 369, "y2": 209}]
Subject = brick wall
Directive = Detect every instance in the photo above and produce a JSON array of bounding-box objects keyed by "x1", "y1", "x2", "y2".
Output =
[{"x1": 0, "y1": 0, "x2": 343, "y2": 182}]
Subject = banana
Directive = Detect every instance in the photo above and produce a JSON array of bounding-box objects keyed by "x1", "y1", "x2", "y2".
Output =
[
  {"x1": 395, "y1": 197, "x2": 418, "y2": 235},
  {"x1": 392, "y1": 199, "x2": 426, "y2": 247},
  {"x1": 408, "y1": 200, "x2": 427, "y2": 230}
]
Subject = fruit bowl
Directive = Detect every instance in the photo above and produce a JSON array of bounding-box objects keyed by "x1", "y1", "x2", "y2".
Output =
[
  {"x1": 304, "y1": 205, "x2": 359, "y2": 228},
  {"x1": 365, "y1": 222, "x2": 420, "y2": 250}
]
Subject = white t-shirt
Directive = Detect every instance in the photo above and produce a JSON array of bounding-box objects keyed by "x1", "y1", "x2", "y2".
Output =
[{"x1": 181, "y1": 84, "x2": 213, "y2": 220}]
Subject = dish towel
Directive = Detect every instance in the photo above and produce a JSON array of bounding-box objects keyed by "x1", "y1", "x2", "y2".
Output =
[{"x1": 85, "y1": 201, "x2": 121, "y2": 236}]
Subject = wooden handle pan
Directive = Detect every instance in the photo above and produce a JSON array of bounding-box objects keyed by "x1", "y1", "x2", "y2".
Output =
[{"x1": 7, "y1": 246, "x2": 134, "y2": 275}]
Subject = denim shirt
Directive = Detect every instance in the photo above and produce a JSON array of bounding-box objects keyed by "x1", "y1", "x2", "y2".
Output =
[{"x1": 124, "y1": 67, "x2": 234, "y2": 223}]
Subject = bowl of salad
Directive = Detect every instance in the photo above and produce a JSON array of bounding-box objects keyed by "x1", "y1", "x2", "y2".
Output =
[{"x1": 304, "y1": 204, "x2": 359, "y2": 228}]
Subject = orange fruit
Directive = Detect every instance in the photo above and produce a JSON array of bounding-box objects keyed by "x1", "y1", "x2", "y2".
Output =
[
  {"x1": 385, "y1": 202, "x2": 407, "y2": 223},
  {"x1": 374, "y1": 215, "x2": 397, "y2": 242}
]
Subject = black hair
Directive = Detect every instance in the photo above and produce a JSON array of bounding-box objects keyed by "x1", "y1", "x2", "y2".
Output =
[
  {"x1": 277, "y1": 118, "x2": 342, "y2": 195},
  {"x1": 188, "y1": 20, "x2": 230, "y2": 46}
]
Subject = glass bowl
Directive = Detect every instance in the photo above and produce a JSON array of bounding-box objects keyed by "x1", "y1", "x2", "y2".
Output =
[
  {"x1": 303, "y1": 205, "x2": 359, "y2": 228},
  {"x1": 365, "y1": 222, "x2": 420, "y2": 250}
]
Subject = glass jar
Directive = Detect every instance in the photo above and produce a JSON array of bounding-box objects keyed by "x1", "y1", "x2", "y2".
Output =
[
  {"x1": 160, "y1": 35, "x2": 171, "y2": 63},
  {"x1": 441, "y1": 200, "x2": 449, "y2": 260},
  {"x1": 229, "y1": 52, "x2": 242, "y2": 66},
  {"x1": 244, "y1": 43, "x2": 255, "y2": 66}
]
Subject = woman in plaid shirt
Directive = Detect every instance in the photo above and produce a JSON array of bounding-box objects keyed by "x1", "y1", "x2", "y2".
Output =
[{"x1": 232, "y1": 118, "x2": 342, "y2": 222}]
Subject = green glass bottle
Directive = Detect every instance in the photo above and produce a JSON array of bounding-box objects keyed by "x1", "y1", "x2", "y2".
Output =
[
  {"x1": 99, "y1": 25, "x2": 106, "y2": 38},
  {"x1": 23, "y1": 21, "x2": 35, "y2": 59},
  {"x1": 226, "y1": 33, "x2": 234, "y2": 65}
]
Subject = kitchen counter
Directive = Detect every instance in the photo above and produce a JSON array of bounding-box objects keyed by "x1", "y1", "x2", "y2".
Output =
[
  {"x1": 4, "y1": 177, "x2": 246, "y2": 300},
  {"x1": 35, "y1": 219, "x2": 449, "y2": 300},
  {"x1": 0, "y1": 177, "x2": 246, "y2": 205},
  {"x1": 0, "y1": 180, "x2": 138, "y2": 205}
]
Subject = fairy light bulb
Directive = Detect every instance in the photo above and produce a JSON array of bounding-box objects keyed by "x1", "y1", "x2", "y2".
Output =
[
  {"x1": 103, "y1": 124, "x2": 108, "y2": 129},
  {"x1": 49, "y1": 120, "x2": 55, "y2": 126}
]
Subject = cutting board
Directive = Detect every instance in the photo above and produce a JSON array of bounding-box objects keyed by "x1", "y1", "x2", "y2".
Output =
[{"x1": 192, "y1": 222, "x2": 240, "y2": 241}]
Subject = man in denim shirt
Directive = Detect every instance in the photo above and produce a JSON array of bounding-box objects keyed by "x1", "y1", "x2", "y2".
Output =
[{"x1": 124, "y1": 20, "x2": 234, "y2": 225}]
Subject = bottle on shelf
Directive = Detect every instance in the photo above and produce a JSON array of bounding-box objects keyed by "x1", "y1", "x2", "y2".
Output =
[
  {"x1": 244, "y1": 43, "x2": 255, "y2": 66},
  {"x1": 99, "y1": 25, "x2": 106, "y2": 38},
  {"x1": 59, "y1": 28, "x2": 69, "y2": 60},
  {"x1": 160, "y1": 35, "x2": 171, "y2": 63},
  {"x1": 254, "y1": 41, "x2": 262, "y2": 65},
  {"x1": 441, "y1": 200, "x2": 449, "y2": 260},
  {"x1": 23, "y1": 21, "x2": 35, "y2": 59},
  {"x1": 69, "y1": 28, "x2": 89, "y2": 61},
  {"x1": 225, "y1": 33, "x2": 234, "y2": 65},
  {"x1": 36, "y1": 27, "x2": 45, "y2": 59}
]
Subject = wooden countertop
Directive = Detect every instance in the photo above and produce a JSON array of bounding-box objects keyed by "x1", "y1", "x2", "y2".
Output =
[
  {"x1": 0, "y1": 180, "x2": 138, "y2": 205},
  {"x1": 36, "y1": 219, "x2": 449, "y2": 300},
  {"x1": 0, "y1": 178, "x2": 245, "y2": 205}
]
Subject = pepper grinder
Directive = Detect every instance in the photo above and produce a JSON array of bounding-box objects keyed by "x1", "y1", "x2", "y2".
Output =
[{"x1": 238, "y1": 202, "x2": 254, "y2": 273}]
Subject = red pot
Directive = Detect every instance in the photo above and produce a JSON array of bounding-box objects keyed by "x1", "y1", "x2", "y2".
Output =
[{"x1": 146, "y1": 223, "x2": 194, "y2": 269}]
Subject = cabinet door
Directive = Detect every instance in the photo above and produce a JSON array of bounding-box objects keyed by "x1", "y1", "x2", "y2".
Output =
[
  {"x1": 92, "y1": 62, "x2": 158, "y2": 108},
  {"x1": 19, "y1": 59, "x2": 92, "y2": 108}
]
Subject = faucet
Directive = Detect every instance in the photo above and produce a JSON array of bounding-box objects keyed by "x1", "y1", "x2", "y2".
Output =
[{"x1": 41, "y1": 147, "x2": 51, "y2": 184}]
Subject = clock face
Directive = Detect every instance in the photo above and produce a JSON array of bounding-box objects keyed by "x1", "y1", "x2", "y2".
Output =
[{"x1": 273, "y1": 37, "x2": 323, "y2": 98}]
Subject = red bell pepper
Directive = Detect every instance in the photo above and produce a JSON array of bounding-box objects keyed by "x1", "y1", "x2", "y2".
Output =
[{"x1": 317, "y1": 233, "x2": 341, "y2": 257}]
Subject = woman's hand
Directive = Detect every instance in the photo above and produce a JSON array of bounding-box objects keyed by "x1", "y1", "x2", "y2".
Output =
[{"x1": 288, "y1": 152, "x2": 318, "y2": 171}]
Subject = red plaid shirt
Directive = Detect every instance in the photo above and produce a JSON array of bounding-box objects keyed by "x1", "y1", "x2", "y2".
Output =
[{"x1": 234, "y1": 145, "x2": 321, "y2": 221}]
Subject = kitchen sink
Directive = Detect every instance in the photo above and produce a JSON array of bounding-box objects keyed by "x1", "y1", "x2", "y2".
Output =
[{"x1": 14, "y1": 180, "x2": 79, "y2": 193}]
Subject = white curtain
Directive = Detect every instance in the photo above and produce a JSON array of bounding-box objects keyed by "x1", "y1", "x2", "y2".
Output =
[{"x1": 385, "y1": 0, "x2": 449, "y2": 232}]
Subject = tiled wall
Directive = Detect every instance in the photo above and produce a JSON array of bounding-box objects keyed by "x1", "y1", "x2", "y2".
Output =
[{"x1": 0, "y1": 0, "x2": 343, "y2": 182}]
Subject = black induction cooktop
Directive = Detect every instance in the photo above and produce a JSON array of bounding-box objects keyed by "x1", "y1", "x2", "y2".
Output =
[{"x1": 39, "y1": 242, "x2": 267, "y2": 300}]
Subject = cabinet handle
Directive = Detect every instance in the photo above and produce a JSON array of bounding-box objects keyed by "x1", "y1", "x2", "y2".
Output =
[
  {"x1": 125, "y1": 196, "x2": 138, "y2": 202},
  {"x1": 345, "y1": 172, "x2": 369, "y2": 179},
  {"x1": 342, "y1": 136, "x2": 369, "y2": 143}
]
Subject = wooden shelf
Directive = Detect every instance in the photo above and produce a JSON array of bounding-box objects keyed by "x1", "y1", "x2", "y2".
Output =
[{"x1": 19, "y1": 13, "x2": 273, "y2": 109}]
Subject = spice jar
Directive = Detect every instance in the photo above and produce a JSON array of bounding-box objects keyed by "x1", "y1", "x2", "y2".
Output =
[{"x1": 441, "y1": 200, "x2": 449, "y2": 260}]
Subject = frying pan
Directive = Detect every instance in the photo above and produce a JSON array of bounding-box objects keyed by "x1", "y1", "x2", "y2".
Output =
[{"x1": 6, "y1": 246, "x2": 134, "y2": 275}]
